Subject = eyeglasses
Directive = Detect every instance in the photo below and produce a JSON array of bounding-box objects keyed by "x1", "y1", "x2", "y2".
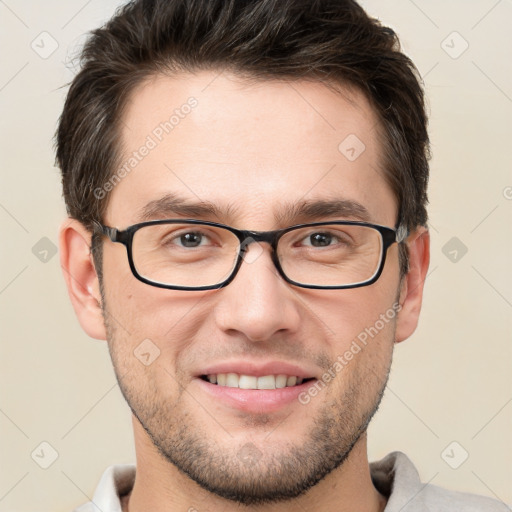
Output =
[{"x1": 94, "y1": 219, "x2": 408, "y2": 291}]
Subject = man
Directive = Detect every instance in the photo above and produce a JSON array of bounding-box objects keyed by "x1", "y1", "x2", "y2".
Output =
[{"x1": 55, "y1": 0, "x2": 507, "y2": 510}]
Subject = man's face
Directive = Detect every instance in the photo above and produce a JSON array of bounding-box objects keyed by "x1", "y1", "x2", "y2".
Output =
[{"x1": 101, "y1": 71, "x2": 401, "y2": 503}]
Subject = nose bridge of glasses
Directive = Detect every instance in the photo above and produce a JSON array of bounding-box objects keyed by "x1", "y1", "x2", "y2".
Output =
[{"x1": 238, "y1": 229, "x2": 279, "y2": 252}]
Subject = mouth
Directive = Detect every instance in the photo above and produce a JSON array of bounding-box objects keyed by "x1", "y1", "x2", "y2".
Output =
[
  {"x1": 194, "y1": 361, "x2": 320, "y2": 413},
  {"x1": 199, "y1": 373, "x2": 316, "y2": 389},
  {"x1": 195, "y1": 370, "x2": 319, "y2": 414}
]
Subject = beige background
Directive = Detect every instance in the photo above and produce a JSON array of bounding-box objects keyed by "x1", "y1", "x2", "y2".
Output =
[{"x1": 1, "y1": 0, "x2": 511, "y2": 510}]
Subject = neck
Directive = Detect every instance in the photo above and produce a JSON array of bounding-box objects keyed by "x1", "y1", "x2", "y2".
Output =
[{"x1": 124, "y1": 415, "x2": 387, "y2": 512}]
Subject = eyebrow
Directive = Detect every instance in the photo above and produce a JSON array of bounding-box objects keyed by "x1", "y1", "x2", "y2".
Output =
[{"x1": 138, "y1": 193, "x2": 372, "y2": 226}]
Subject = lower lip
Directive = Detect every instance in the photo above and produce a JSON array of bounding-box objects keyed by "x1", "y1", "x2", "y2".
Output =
[{"x1": 194, "y1": 377, "x2": 317, "y2": 414}]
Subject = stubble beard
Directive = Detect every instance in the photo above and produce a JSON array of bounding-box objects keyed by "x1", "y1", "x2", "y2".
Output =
[{"x1": 101, "y1": 295, "x2": 393, "y2": 506}]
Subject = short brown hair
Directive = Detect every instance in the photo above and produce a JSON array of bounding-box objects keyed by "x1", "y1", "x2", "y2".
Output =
[{"x1": 55, "y1": 0, "x2": 430, "y2": 277}]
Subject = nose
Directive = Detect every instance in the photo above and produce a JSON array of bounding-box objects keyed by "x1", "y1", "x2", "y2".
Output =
[{"x1": 212, "y1": 242, "x2": 301, "y2": 342}]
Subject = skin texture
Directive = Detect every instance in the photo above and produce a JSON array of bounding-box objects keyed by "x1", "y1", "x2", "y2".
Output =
[{"x1": 60, "y1": 71, "x2": 430, "y2": 512}]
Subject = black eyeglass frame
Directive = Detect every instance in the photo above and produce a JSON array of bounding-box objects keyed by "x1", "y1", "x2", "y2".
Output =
[{"x1": 94, "y1": 219, "x2": 408, "y2": 291}]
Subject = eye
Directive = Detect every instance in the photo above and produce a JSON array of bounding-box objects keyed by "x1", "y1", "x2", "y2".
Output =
[
  {"x1": 304, "y1": 232, "x2": 334, "y2": 247},
  {"x1": 165, "y1": 230, "x2": 213, "y2": 248},
  {"x1": 299, "y1": 230, "x2": 351, "y2": 248}
]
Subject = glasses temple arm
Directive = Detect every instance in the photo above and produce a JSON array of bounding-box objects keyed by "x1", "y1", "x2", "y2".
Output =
[
  {"x1": 92, "y1": 221, "x2": 118, "y2": 242},
  {"x1": 395, "y1": 223, "x2": 409, "y2": 243}
]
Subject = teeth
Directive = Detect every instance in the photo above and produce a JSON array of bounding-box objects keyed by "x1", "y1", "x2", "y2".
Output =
[
  {"x1": 226, "y1": 373, "x2": 239, "y2": 387},
  {"x1": 257, "y1": 375, "x2": 276, "y2": 389},
  {"x1": 239, "y1": 375, "x2": 258, "y2": 389},
  {"x1": 286, "y1": 376, "x2": 297, "y2": 387},
  {"x1": 275, "y1": 375, "x2": 287, "y2": 388},
  {"x1": 205, "y1": 373, "x2": 308, "y2": 389}
]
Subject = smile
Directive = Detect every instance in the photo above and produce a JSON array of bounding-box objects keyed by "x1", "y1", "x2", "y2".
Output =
[{"x1": 200, "y1": 373, "x2": 315, "y2": 389}]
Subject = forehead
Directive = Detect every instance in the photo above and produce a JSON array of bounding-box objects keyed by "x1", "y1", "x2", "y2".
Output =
[{"x1": 106, "y1": 71, "x2": 396, "y2": 229}]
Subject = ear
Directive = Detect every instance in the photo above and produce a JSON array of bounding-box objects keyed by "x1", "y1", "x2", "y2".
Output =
[
  {"x1": 59, "y1": 219, "x2": 107, "y2": 340},
  {"x1": 395, "y1": 226, "x2": 430, "y2": 343}
]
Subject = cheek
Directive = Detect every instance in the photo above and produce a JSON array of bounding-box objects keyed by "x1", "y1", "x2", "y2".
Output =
[
  {"x1": 102, "y1": 244, "x2": 189, "y2": 336},
  {"x1": 336, "y1": 313, "x2": 395, "y2": 374},
  {"x1": 319, "y1": 315, "x2": 395, "y2": 417},
  {"x1": 307, "y1": 280, "x2": 399, "y2": 390},
  {"x1": 304, "y1": 279, "x2": 399, "y2": 347},
  {"x1": 101, "y1": 261, "x2": 216, "y2": 390}
]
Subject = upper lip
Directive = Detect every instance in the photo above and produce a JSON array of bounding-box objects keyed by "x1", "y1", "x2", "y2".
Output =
[{"x1": 197, "y1": 360, "x2": 318, "y2": 379}]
